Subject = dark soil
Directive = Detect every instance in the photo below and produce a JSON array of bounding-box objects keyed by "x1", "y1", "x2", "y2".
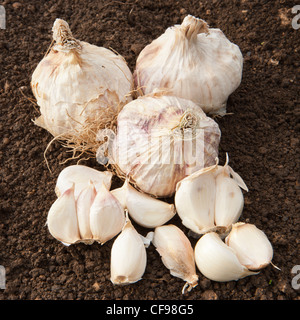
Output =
[{"x1": 0, "y1": 0, "x2": 299, "y2": 301}]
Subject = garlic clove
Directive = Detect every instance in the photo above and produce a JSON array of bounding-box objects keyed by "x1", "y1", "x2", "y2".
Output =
[
  {"x1": 110, "y1": 214, "x2": 147, "y2": 285},
  {"x1": 152, "y1": 224, "x2": 199, "y2": 294},
  {"x1": 175, "y1": 162, "x2": 218, "y2": 234},
  {"x1": 55, "y1": 165, "x2": 113, "y2": 199},
  {"x1": 76, "y1": 180, "x2": 96, "y2": 240},
  {"x1": 225, "y1": 222, "x2": 274, "y2": 270},
  {"x1": 47, "y1": 184, "x2": 81, "y2": 245},
  {"x1": 194, "y1": 232, "x2": 258, "y2": 282},
  {"x1": 214, "y1": 172, "x2": 244, "y2": 229},
  {"x1": 90, "y1": 183, "x2": 125, "y2": 245},
  {"x1": 111, "y1": 179, "x2": 176, "y2": 228}
]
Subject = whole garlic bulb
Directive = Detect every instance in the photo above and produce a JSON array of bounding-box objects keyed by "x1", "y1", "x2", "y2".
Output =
[
  {"x1": 134, "y1": 15, "x2": 243, "y2": 115},
  {"x1": 102, "y1": 93, "x2": 221, "y2": 197},
  {"x1": 31, "y1": 18, "x2": 133, "y2": 137},
  {"x1": 225, "y1": 222, "x2": 274, "y2": 270},
  {"x1": 194, "y1": 232, "x2": 258, "y2": 282},
  {"x1": 175, "y1": 154, "x2": 248, "y2": 236}
]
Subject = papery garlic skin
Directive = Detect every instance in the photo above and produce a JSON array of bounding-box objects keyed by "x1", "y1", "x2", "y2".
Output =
[
  {"x1": 152, "y1": 225, "x2": 198, "y2": 294},
  {"x1": 175, "y1": 154, "x2": 248, "y2": 236},
  {"x1": 47, "y1": 184, "x2": 81, "y2": 245},
  {"x1": 31, "y1": 18, "x2": 133, "y2": 137},
  {"x1": 225, "y1": 223, "x2": 273, "y2": 270},
  {"x1": 55, "y1": 164, "x2": 113, "y2": 199},
  {"x1": 111, "y1": 179, "x2": 176, "y2": 228},
  {"x1": 134, "y1": 15, "x2": 243, "y2": 115},
  {"x1": 107, "y1": 94, "x2": 220, "y2": 197},
  {"x1": 194, "y1": 232, "x2": 258, "y2": 282},
  {"x1": 76, "y1": 181, "x2": 96, "y2": 240},
  {"x1": 110, "y1": 217, "x2": 147, "y2": 285},
  {"x1": 90, "y1": 184, "x2": 125, "y2": 245}
]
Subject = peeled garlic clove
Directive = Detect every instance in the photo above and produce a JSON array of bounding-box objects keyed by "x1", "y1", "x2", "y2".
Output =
[
  {"x1": 76, "y1": 180, "x2": 96, "y2": 240},
  {"x1": 105, "y1": 94, "x2": 220, "y2": 197},
  {"x1": 194, "y1": 232, "x2": 258, "y2": 282},
  {"x1": 134, "y1": 15, "x2": 243, "y2": 116},
  {"x1": 225, "y1": 222, "x2": 273, "y2": 270},
  {"x1": 47, "y1": 184, "x2": 80, "y2": 245},
  {"x1": 175, "y1": 163, "x2": 218, "y2": 234},
  {"x1": 110, "y1": 216, "x2": 147, "y2": 285},
  {"x1": 31, "y1": 18, "x2": 133, "y2": 138},
  {"x1": 112, "y1": 179, "x2": 176, "y2": 228},
  {"x1": 90, "y1": 183, "x2": 125, "y2": 245},
  {"x1": 152, "y1": 225, "x2": 198, "y2": 294},
  {"x1": 55, "y1": 164, "x2": 113, "y2": 199}
]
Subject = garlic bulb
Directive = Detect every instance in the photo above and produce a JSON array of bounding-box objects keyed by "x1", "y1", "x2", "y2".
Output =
[
  {"x1": 134, "y1": 15, "x2": 243, "y2": 116},
  {"x1": 89, "y1": 183, "x2": 125, "y2": 245},
  {"x1": 47, "y1": 184, "x2": 81, "y2": 245},
  {"x1": 47, "y1": 181, "x2": 125, "y2": 245},
  {"x1": 55, "y1": 164, "x2": 113, "y2": 199},
  {"x1": 151, "y1": 225, "x2": 198, "y2": 294},
  {"x1": 102, "y1": 93, "x2": 220, "y2": 197},
  {"x1": 175, "y1": 154, "x2": 248, "y2": 236},
  {"x1": 31, "y1": 18, "x2": 133, "y2": 137},
  {"x1": 225, "y1": 222, "x2": 274, "y2": 270},
  {"x1": 110, "y1": 215, "x2": 147, "y2": 285},
  {"x1": 111, "y1": 179, "x2": 176, "y2": 228},
  {"x1": 194, "y1": 232, "x2": 258, "y2": 282}
]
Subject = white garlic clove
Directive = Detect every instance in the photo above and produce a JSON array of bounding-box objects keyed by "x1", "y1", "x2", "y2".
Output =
[
  {"x1": 214, "y1": 171, "x2": 244, "y2": 229},
  {"x1": 175, "y1": 163, "x2": 218, "y2": 234},
  {"x1": 152, "y1": 225, "x2": 199, "y2": 294},
  {"x1": 114, "y1": 179, "x2": 176, "y2": 228},
  {"x1": 55, "y1": 165, "x2": 113, "y2": 199},
  {"x1": 225, "y1": 222, "x2": 274, "y2": 270},
  {"x1": 90, "y1": 183, "x2": 125, "y2": 245},
  {"x1": 134, "y1": 15, "x2": 243, "y2": 116},
  {"x1": 47, "y1": 184, "x2": 81, "y2": 245},
  {"x1": 194, "y1": 232, "x2": 258, "y2": 282},
  {"x1": 110, "y1": 215, "x2": 147, "y2": 285},
  {"x1": 76, "y1": 180, "x2": 96, "y2": 241}
]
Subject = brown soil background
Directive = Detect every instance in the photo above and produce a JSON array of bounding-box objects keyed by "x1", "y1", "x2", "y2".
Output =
[{"x1": 0, "y1": 0, "x2": 299, "y2": 301}]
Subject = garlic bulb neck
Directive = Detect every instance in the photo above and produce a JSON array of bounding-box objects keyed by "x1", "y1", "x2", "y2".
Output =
[
  {"x1": 180, "y1": 15, "x2": 209, "y2": 41},
  {"x1": 52, "y1": 18, "x2": 81, "y2": 51}
]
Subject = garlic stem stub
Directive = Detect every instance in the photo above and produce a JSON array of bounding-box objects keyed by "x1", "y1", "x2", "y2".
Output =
[
  {"x1": 31, "y1": 18, "x2": 133, "y2": 138},
  {"x1": 194, "y1": 232, "x2": 258, "y2": 282},
  {"x1": 152, "y1": 224, "x2": 199, "y2": 294},
  {"x1": 110, "y1": 214, "x2": 147, "y2": 285},
  {"x1": 100, "y1": 93, "x2": 221, "y2": 198},
  {"x1": 111, "y1": 179, "x2": 176, "y2": 228},
  {"x1": 134, "y1": 15, "x2": 243, "y2": 116},
  {"x1": 225, "y1": 222, "x2": 274, "y2": 270},
  {"x1": 55, "y1": 164, "x2": 113, "y2": 199},
  {"x1": 175, "y1": 154, "x2": 248, "y2": 236}
]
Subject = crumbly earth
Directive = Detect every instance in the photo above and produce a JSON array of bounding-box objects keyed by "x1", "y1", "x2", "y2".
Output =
[{"x1": 0, "y1": 0, "x2": 299, "y2": 300}]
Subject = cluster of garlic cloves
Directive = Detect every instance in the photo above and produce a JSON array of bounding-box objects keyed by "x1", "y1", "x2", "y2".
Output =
[
  {"x1": 175, "y1": 154, "x2": 248, "y2": 237},
  {"x1": 194, "y1": 222, "x2": 274, "y2": 282},
  {"x1": 47, "y1": 165, "x2": 125, "y2": 245}
]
